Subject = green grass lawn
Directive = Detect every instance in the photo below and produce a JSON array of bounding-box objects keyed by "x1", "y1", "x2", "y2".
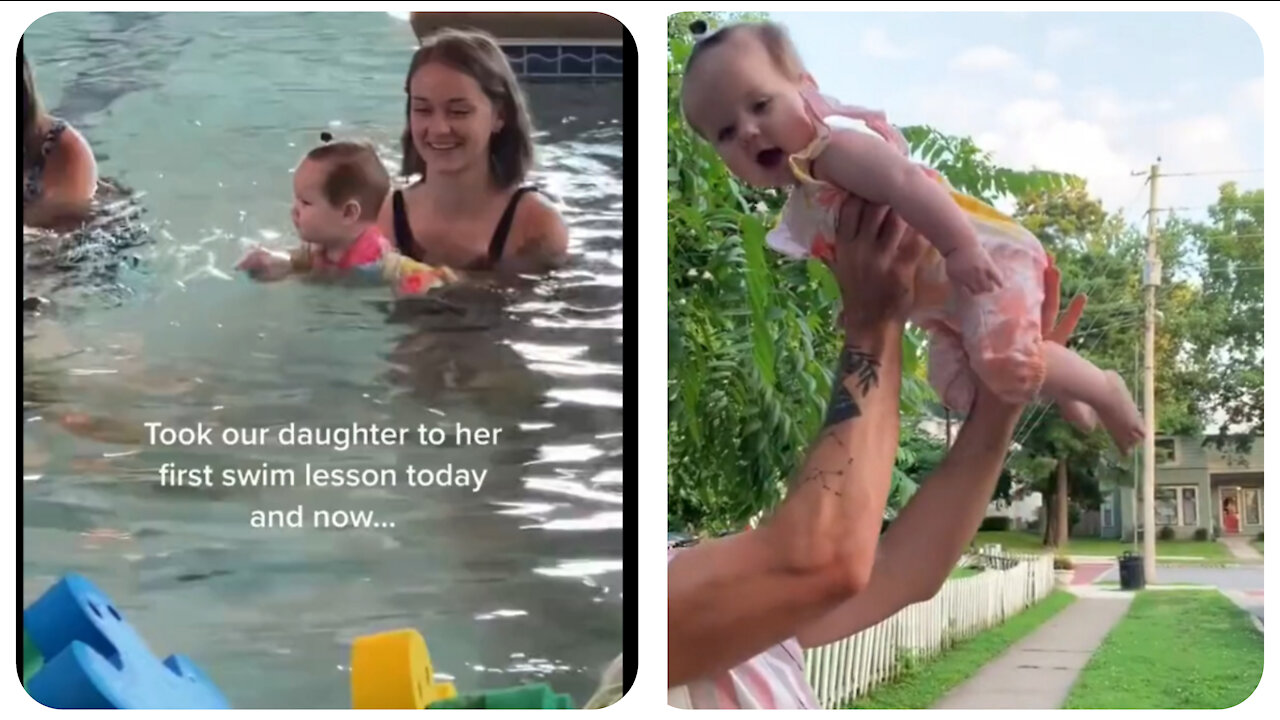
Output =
[
  {"x1": 974, "y1": 531, "x2": 1232, "y2": 560},
  {"x1": 948, "y1": 567, "x2": 981, "y2": 579},
  {"x1": 846, "y1": 591, "x2": 1076, "y2": 709},
  {"x1": 1065, "y1": 591, "x2": 1263, "y2": 709}
]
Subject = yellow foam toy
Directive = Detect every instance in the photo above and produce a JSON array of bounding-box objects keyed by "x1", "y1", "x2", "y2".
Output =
[{"x1": 350, "y1": 629, "x2": 457, "y2": 709}]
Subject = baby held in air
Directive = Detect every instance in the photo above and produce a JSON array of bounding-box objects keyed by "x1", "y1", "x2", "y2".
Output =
[{"x1": 679, "y1": 21, "x2": 1144, "y2": 452}]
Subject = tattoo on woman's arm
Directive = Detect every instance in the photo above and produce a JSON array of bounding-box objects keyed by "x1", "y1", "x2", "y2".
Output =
[
  {"x1": 792, "y1": 344, "x2": 882, "y2": 494},
  {"x1": 822, "y1": 344, "x2": 881, "y2": 429}
]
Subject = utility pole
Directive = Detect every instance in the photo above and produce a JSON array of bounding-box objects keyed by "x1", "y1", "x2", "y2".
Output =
[
  {"x1": 1141, "y1": 160, "x2": 1161, "y2": 583},
  {"x1": 1132, "y1": 344, "x2": 1140, "y2": 552}
]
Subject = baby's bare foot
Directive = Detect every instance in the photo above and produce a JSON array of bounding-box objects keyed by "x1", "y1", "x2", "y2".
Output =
[{"x1": 1098, "y1": 371, "x2": 1144, "y2": 453}]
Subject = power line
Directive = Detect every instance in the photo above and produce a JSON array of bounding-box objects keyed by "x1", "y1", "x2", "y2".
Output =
[
  {"x1": 1156, "y1": 202, "x2": 1265, "y2": 212},
  {"x1": 1200, "y1": 265, "x2": 1264, "y2": 275},
  {"x1": 1158, "y1": 169, "x2": 1264, "y2": 178},
  {"x1": 1008, "y1": 313, "x2": 1143, "y2": 452},
  {"x1": 1007, "y1": 246, "x2": 1149, "y2": 446},
  {"x1": 1192, "y1": 233, "x2": 1265, "y2": 241}
]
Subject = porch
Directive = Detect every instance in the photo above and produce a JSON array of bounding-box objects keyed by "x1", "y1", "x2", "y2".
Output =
[{"x1": 1210, "y1": 472, "x2": 1264, "y2": 536}]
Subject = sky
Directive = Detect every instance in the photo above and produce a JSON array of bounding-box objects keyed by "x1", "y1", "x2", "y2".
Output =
[{"x1": 769, "y1": 11, "x2": 1264, "y2": 226}]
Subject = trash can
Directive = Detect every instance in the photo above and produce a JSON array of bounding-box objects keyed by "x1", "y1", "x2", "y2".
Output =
[{"x1": 1118, "y1": 551, "x2": 1146, "y2": 590}]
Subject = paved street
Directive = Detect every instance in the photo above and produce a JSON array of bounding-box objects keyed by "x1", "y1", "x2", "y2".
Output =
[{"x1": 1095, "y1": 565, "x2": 1263, "y2": 623}]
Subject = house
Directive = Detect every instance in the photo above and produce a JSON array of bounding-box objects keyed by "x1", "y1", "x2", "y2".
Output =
[
  {"x1": 985, "y1": 488, "x2": 1043, "y2": 530},
  {"x1": 1096, "y1": 435, "x2": 1264, "y2": 540}
]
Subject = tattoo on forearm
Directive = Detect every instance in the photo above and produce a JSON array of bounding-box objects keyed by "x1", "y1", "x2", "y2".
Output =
[
  {"x1": 842, "y1": 346, "x2": 881, "y2": 397},
  {"x1": 792, "y1": 344, "x2": 883, "y2": 495},
  {"x1": 824, "y1": 381, "x2": 861, "y2": 427},
  {"x1": 791, "y1": 431, "x2": 854, "y2": 496},
  {"x1": 822, "y1": 345, "x2": 881, "y2": 429}
]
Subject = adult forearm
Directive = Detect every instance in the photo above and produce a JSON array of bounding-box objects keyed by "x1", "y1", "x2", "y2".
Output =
[
  {"x1": 796, "y1": 390, "x2": 1023, "y2": 648},
  {"x1": 668, "y1": 529, "x2": 853, "y2": 687},
  {"x1": 876, "y1": 391, "x2": 1022, "y2": 598},
  {"x1": 669, "y1": 320, "x2": 904, "y2": 686},
  {"x1": 768, "y1": 320, "x2": 903, "y2": 594}
]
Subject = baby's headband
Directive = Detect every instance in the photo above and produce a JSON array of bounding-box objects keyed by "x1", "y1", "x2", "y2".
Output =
[{"x1": 689, "y1": 19, "x2": 710, "y2": 42}]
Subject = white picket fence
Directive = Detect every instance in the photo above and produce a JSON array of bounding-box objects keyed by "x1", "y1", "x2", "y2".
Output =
[{"x1": 803, "y1": 551, "x2": 1056, "y2": 709}]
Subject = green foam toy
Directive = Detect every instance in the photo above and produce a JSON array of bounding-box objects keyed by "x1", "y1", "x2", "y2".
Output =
[
  {"x1": 426, "y1": 683, "x2": 574, "y2": 710},
  {"x1": 23, "y1": 627, "x2": 43, "y2": 688}
]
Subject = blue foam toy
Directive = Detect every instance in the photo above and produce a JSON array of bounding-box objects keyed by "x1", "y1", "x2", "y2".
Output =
[{"x1": 23, "y1": 574, "x2": 230, "y2": 709}]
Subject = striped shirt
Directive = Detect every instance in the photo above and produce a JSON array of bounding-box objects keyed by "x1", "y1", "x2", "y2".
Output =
[{"x1": 668, "y1": 548, "x2": 820, "y2": 709}]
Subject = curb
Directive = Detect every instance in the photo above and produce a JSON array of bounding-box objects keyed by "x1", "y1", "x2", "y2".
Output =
[
  {"x1": 1066, "y1": 557, "x2": 1256, "y2": 569},
  {"x1": 1217, "y1": 589, "x2": 1265, "y2": 633}
]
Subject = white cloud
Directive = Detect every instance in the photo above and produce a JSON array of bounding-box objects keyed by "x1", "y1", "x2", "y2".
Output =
[
  {"x1": 950, "y1": 45, "x2": 1019, "y2": 72},
  {"x1": 1045, "y1": 26, "x2": 1089, "y2": 57},
  {"x1": 905, "y1": 86, "x2": 1148, "y2": 217},
  {"x1": 1031, "y1": 71, "x2": 1060, "y2": 93},
  {"x1": 1150, "y1": 114, "x2": 1250, "y2": 216},
  {"x1": 859, "y1": 27, "x2": 916, "y2": 60},
  {"x1": 1233, "y1": 77, "x2": 1263, "y2": 114},
  {"x1": 893, "y1": 57, "x2": 1256, "y2": 228},
  {"x1": 1077, "y1": 87, "x2": 1175, "y2": 128}
]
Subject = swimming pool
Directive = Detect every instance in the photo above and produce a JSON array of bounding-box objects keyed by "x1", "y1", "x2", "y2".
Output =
[{"x1": 22, "y1": 12, "x2": 623, "y2": 708}]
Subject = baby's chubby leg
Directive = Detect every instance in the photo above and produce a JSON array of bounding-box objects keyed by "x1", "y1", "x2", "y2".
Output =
[
  {"x1": 1058, "y1": 398, "x2": 1098, "y2": 433},
  {"x1": 927, "y1": 324, "x2": 977, "y2": 414},
  {"x1": 1040, "y1": 344, "x2": 1143, "y2": 452}
]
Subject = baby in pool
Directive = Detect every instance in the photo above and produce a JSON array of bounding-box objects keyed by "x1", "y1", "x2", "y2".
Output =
[
  {"x1": 237, "y1": 135, "x2": 455, "y2": 296},
  {"x1": 679, "y1": 20, "x2": 1143, "y2": 452}
]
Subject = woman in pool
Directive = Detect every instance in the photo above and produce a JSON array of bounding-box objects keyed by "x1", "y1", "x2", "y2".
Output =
[
  {"x1": 22, "y1": 44, "x2": 99, "y2": 232},
  {"x1": 378, "y1": 28, "x2": 570, "y2": 277}
]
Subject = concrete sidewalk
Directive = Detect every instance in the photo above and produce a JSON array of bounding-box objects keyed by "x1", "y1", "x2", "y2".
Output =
[
  {"x1": 1219, "y1": 536, "x2": 1263, "y2": 561},
  {"x1": 931, "y1": 590, "x2": 1131, "y2": 709}
]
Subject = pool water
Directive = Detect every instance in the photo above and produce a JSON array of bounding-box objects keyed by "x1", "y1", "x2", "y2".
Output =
[{"x1": 22, "y1": 12, "x2": 623, "y2": 709}]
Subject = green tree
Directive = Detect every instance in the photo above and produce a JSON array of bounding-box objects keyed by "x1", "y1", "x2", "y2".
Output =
[
  {"x1": 1010, "y1": 183, "x2": 1207, "y2": 546},
  {"x1": 1181, "y1": 183, "x2": 1264, "y2": 451}
]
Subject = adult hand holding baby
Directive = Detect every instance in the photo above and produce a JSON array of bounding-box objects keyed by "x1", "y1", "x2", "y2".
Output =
[
  {"x1": 830, "y1": 194, "x2": 928, "y2": 334},
  {"x1": 1040, "y1": 255, "x2": 1087, "y2": 347}
]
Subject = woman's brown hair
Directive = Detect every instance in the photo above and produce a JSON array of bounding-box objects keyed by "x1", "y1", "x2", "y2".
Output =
[
  {"x1": 400, "y1": 29, "x2": 534, "y2": 189},
  {"x1": 22, "y1": 45, "x2": 47, "y2": 171}
]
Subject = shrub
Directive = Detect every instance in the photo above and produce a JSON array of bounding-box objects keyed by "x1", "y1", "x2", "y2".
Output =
[
  {"x1": 1054, "y1": 556, "x2": 1075, "y2": 570},
  {"x1": 1257, "y1": 531, "x2": 1264, "y2": 542},
  {"x1": 980, "y1": 516, "x2": 1013, "y2": 532},
  {"x1": 1193, "y1": 527, "x2": 1210, "y2": 541},
  {"x1": 1158, "y1": 525, "x2": 1176, "y2": 541}
]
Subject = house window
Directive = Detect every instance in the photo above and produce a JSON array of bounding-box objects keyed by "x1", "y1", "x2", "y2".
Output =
[
  {"x1": 1243, "y1": 488, "x2": 1262, "y2": 526},
  {"x1": 1101, "y1": 496, "x2": 1115, "y2": 528},
  {"x1": 1181, "y1": 487, "x2": 1198, "y2": 526},
  {"x1": 1155, "y1": 437, "x2": 1177, "y2": 465},
  {"x1": 1155, "y1": 485, "x2": 1199, "y2": 526},
  {"x1": 1155, "y1": 488, "x2": 1178, "y2": 526}
]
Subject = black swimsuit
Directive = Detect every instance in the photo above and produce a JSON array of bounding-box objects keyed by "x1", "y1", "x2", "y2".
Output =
[{"x1": 391, "y1": 185, "x2": 539, "y2": 271}]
